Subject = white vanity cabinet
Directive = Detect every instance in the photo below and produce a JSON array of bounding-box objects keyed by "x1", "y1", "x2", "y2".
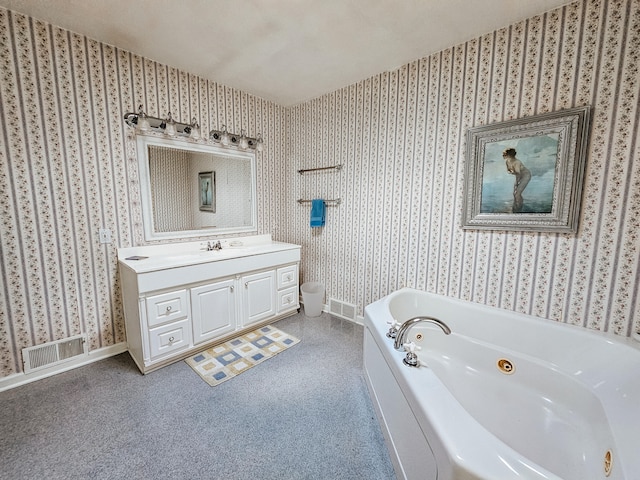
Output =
[{"x1": 118, "y1": 236, "x2": 301, "y2": 374}]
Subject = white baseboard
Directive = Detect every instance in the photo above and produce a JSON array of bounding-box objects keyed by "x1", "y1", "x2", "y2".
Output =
[{"x1": 0, "y1": 342, "x2": 128, "y2": 393}]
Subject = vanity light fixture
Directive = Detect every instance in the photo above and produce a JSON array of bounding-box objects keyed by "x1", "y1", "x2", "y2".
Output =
[
  {"x1": 123, "y1": 105, "x2": 265, "y2": 150},
  {"x1": 209, "y1": 125, "x2": 264, "y2": 151}
]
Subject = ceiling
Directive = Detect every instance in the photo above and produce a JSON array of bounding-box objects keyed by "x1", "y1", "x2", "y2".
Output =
[{"x1": 0, "y1": 0, "x2": 573, "y2": 106}]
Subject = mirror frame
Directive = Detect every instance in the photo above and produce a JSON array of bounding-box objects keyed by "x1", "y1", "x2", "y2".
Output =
[{"x1": 136, "y1": 133, "x2": 257, "y2": 241}]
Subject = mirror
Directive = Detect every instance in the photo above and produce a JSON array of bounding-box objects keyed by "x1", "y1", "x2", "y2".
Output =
[{"x1": 136, "y1": 134, "x2": 257, "y2": 241}]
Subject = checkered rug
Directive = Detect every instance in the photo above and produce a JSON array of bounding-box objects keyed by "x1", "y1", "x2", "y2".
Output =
[{"x1": 185, "y1": 325, "x2": 300, "y2": 386}]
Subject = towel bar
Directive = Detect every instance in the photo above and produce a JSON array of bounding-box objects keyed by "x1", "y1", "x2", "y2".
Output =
[
  {"x1": 297, "y1": 165, "x2": 343, "y2": 174},
  {"x1": 297, "y1": 198, "x2": 341, "y2": 205}
]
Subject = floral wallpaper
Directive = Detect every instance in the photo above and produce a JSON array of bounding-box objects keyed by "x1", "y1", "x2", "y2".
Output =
[
  {"x1": 0, "y1": 8, "x2": 286, "y2": 378},
  {"x1": 1, "y1": 0, "x2": 639, "y2": 380},
  {"x1": 286, "y1": 0, "x2": 640, "y2": 336}
]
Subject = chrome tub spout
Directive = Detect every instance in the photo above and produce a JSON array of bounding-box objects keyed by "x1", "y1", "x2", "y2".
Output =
[{"x1": 394, "y1": 316, "x2": 451, "y2": 350}]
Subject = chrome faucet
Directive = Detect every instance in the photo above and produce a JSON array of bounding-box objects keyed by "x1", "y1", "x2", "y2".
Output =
[
  {"x1": 206, "y1": 240, "x2": 222, "y2": 251},
  {"x1": 393, "y1": 316, "x2": 451, "y2": 351}
]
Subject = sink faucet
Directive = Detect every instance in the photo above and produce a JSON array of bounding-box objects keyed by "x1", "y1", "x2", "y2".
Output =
[
  {"x1": 206, "y1": 240, "x2": 222, "y2": 251},
  {"x1": 393, "y1": 316, "x2": 451, "y2": 350}
]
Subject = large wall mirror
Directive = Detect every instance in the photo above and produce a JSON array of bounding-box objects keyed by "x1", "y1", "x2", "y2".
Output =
[{"x1": 136, "y1": 134, "x2": 257, "y2": 241}]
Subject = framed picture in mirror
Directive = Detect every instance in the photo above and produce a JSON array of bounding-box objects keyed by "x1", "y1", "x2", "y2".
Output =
[{"x1": 199, "y1": 171, "x2": 215, "y2": 212}]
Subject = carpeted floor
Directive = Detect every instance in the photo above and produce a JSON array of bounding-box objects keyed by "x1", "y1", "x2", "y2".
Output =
[{"x1": 0, "y1": 311, "x2": 396, "y2": 480}]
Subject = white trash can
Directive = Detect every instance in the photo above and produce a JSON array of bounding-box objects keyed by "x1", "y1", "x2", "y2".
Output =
[{"x1": 300, "y1": 282, "x2": 324, "y2": 317}]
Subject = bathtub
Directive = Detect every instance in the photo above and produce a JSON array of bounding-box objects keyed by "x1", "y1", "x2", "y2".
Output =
[{"x1": 363, "y1": 288, "x2": 640, "y2": 480}]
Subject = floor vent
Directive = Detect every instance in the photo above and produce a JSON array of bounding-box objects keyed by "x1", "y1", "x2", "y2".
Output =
[
  {"x1": 22, "y1": 335, "x2": 88, "y2": 373},
  {"x1": 329, "y1": 298, "x2": 357, "y2": 321}
]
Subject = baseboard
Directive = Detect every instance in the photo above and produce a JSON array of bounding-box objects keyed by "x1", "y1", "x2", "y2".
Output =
[{"x1": 0, "y1": 342, "x2": 128, "y2": 393}]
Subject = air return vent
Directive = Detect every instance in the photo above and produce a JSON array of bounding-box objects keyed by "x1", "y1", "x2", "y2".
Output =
[
  {"x1": 22, "y1": 334, "x2": 87, "y2": 373},
  {"x1": 328, "y1": 298, "x2": 357, "y2": 321}
]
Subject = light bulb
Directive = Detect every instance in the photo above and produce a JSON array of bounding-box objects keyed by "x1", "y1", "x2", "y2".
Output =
[
  {"x1": 138, "y1": 115, "x2": 150, "y2": 132},
  {"x1": 165, "y1": 112, "x2": 176, "y2": 136},
  {"x1": 190, "y1": 118, "x2": 200, "y2": 140},
  {"x1": 137, "y1": 105, "x2": 150, "y2": 132},
  {"x1": 239, "y1": 130, "x2": 248, "y2": 150},
  {"x1": 220, "y1": 125, "x2": 230, "y2": 146}
]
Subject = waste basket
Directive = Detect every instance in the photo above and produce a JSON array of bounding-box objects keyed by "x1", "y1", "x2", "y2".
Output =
[{"x1": 300, "y1": 282, "x2": 324, "y2": 317}]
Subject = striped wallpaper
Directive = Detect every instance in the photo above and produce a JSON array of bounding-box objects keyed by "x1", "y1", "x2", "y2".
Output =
[
  {"x1": 286, "y1": 0, "x2": 640, "y2": 337},
  {"x1": 149, "y1": 146, "x2": 193, "y2": 232},
  {"x1": 0, "y1": 7, "x2": 286, "y2": 378},
  {"x1": 1, "y1": 0, "x2": 639, "y2": 380}
]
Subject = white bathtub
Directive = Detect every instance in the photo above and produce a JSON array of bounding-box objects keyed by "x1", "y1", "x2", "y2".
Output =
[{"x1": 363, "y1": 288, "x2": 640, "y2": 480}]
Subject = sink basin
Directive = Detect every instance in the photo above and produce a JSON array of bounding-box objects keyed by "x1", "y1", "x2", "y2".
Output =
[
  {"x1": 162, "y1": 252, "x2": 211, "y2": 261},
  {"x1": 155, "y1": 248, "x2": 246, "y2": 265}
]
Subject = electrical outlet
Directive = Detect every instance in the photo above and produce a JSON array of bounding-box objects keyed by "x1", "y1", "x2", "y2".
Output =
[{"x1": 99, "y1": 228, "x2": 112, "y2": 244}]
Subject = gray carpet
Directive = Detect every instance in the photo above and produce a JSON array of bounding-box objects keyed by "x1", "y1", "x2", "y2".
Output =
[{"x1": 0, "y1": 312, "x2": 396, "y2": 480}]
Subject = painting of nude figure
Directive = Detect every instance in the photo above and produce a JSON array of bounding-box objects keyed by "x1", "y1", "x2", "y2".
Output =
[
  {"x1": 480, "y1": 134, "x2": 559, "y2": 214},
  {"x1": 462, "y1": 106, "x2": 591, "y2": 233}
]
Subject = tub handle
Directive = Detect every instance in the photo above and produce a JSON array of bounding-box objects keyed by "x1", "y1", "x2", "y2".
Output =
[
  {"x1": 402, "y1": 342, "x2": 421, "y2": 368},
  {"x1": 386, "y1": 318, "x2": 401, "y2": 339}
]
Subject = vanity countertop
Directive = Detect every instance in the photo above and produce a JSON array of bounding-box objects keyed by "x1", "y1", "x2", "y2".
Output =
[{"x1": 118, "y1": 234, "x2": 301, "y2": 274}]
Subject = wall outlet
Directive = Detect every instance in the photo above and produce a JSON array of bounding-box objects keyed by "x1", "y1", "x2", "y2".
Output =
[{"x1": 99, "y1": 228, "x2": 112, "y2": 244}]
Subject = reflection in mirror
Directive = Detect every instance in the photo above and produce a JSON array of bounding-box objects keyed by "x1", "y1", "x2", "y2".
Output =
[{"x1": 137, "y1": 135, "x2": 257, "y2": 241}]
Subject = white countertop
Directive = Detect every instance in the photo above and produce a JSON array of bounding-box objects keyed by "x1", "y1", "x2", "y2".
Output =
[{"x1": 118, "y1": 234, "x2": 301, "y2": 274}]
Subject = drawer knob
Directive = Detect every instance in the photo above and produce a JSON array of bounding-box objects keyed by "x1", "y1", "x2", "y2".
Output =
[
  {"x1": 166, "y1": 306, "x2": 172, "y2": 312},
  {"x1": 286, "y1": 276, "x2": 291, "y2": 281},
  {"x1": 168, "y1": 336, "x2": 175, "y2": 343}
]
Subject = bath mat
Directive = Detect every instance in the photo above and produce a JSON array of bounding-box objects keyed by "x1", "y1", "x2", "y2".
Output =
[{"x1": 185, "y1": 325, "x2": 300, "y2": 386}]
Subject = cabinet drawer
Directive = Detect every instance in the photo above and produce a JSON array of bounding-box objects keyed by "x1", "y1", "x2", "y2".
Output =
[
  {"x1": 146, "y1": 289, "x2": 188, "y2": 327},
  {"x1": 148, "y1": 318, "x2": 191, "y2": 359},
  {"x1": 277, "y1": 286, "x2": 299, "y2": 313},
  {"x1": 277, "y1": 265, "x2": 298, "y2": 290}
]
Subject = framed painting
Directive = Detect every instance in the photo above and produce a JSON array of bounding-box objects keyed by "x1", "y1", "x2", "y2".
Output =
[
  {"x1": 462, "y1": 106, "x2": 591, "y2": 233},
  {"x1": 199, "y1": 171, "x2": 215, "y2": 212}
]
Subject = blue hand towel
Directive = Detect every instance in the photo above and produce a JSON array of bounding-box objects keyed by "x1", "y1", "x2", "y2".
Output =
[{"x1": 310, "y1": 199, "x2": 326, "y2": 228}]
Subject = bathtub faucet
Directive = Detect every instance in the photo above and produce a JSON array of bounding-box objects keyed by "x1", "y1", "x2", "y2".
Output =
[{"x1": 393, "y1": 316, "x2": 451, "y2": 351}]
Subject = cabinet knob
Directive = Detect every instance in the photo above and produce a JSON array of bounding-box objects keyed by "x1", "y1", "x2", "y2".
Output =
[
  {"x1": 286, "y1": 276, "x2": 291, "y2": 281},
  {"x1": 230, "y1": 286, "x2": 234, "y2": 292},
  {"x1": 245, "y1": 282, "x2": 248, "y2": 288},
  {"x1": 166, "y1": 306, "x2": 172, "y2": 312},
  {"x1": 168, "y1": 336, "x2": 175, "y2": 343}
]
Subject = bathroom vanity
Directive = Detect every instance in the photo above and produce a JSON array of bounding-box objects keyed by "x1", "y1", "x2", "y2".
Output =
[{"x1": 118, "y1": 235, "x2": 301, "y2": 373}]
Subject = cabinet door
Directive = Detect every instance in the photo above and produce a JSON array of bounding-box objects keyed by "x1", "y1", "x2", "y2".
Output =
[
  {"x1": 241, "y1": 270, "x2": 276, "y2": 327},
  {"x1": 191, "y1": 279, "x2": 236, "y2": 345}
]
